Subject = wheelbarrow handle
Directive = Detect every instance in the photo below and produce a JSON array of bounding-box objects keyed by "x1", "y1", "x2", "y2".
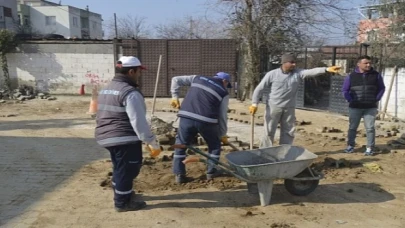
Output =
[
  {"x1": 174, "y1": 144, "x2": 254, "y2": 183},
  {"x1": 172, "y1": 144, "x2": 234, "y2": 171}
]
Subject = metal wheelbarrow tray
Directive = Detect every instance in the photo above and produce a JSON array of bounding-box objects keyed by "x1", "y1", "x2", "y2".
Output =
[{"x1": 177, "y1": 144, "x2": 323, "y2": 206}]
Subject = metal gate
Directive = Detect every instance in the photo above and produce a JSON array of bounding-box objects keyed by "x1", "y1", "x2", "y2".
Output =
[{"x1": 114, "y1": 39, "x2": 238, "y2": 97}]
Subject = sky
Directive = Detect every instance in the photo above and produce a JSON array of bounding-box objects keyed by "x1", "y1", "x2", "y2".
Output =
[{"x1": 47, "y1": 0, "x2": 373, "y2": 44}]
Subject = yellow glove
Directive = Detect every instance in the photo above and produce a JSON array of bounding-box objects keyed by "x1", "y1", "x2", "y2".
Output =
[
  {"x1": 326, "y1": 66, "x2": 341, "y2": 73},
  {"x1": 146, "y1": 141, "x2": 162, "y2": 158},
  {"x1": 249, "y1": 105, "x2": 257, "y2": 115},
  {"x1": 170, "y1": 98, "x2": 180, "y2": 109},
  {"x1": 221, "y1": 136, "x2": 229, "y2": 145}
]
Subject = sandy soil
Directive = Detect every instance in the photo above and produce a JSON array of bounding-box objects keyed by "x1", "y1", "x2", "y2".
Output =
[{"x1": 0, "y1": 96, "x2": 404, "y2": 228}]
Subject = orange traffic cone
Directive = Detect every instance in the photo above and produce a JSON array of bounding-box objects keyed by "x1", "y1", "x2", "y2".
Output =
[{"x1": 87, "y1": 85, "x2": 98, "y2": 115}]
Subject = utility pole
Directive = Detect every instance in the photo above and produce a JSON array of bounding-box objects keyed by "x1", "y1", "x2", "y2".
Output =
[
  {"x1": 189, "y1": 16, "x2": 193, "y2": 39},
  {"x1": 114, "y1": 13, "x2": 118, "y2": 38}
]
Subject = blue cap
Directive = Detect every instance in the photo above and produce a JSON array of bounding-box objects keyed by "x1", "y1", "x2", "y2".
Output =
[{"x1": 214, "y1": 72, "x2": 232, "y2": 88}]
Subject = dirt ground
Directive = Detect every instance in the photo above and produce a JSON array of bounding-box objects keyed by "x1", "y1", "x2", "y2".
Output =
[{"x1": 1, "y1": 96, "x2": 404, "y2": 228}]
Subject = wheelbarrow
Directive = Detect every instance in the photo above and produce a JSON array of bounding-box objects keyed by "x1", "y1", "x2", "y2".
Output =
[{"x1": 174, "y1": 144, "x2": 323, "y2": 206}]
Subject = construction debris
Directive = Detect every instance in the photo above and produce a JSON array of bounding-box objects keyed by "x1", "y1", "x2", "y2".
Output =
[
  {"x1": 386, "y1": 133, "x2": 405, "y2": 148},
  {"x1": 296, "y1": 120, "x2": 312, "y2": 126},
  {"x1": 0, "y1": 85, "x2": 56, "y2": 101},
  {"x1": 317, "y1": 127, "x2": 342, "y2": 133},
  {"x1": 363, "y1": 163, "x2": 383, "y2": 173}
]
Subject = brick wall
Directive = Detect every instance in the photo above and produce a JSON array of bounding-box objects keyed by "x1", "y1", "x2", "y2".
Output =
[{"x1": 0, "y1": 40, "x2": 115, "y2": 94}]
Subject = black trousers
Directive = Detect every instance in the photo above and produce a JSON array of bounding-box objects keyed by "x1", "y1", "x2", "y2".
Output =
[{"x1": 106, "y1": 142, "x2": 143, "y2": 208}]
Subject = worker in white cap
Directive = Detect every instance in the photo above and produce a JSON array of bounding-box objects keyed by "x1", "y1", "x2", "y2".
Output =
[{"x1": 95, "y1": 56, "x2": 161, "y2": 212}]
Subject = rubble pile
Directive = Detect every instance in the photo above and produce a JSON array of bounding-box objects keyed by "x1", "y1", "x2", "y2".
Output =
[
  {"x1": 150, "y1": 116, "x2": 177, "y2": 147},
  {"x1": 149, "y1": 116, "x2": 245, "y2": 152},
  {"x1": 0, "y1": 84, "x2": 57, "y2": 102},
  {"x1": 387, "y1": 133, "x2": 405, "y2": 149}
]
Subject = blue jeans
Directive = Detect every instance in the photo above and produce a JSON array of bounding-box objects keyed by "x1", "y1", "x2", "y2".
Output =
[
  {"x1": 347, "y1": 108, "x2": 377, "y2": 148},
  {"x1": 173, "y1": 117, "x2": 221, "y2": 175}
]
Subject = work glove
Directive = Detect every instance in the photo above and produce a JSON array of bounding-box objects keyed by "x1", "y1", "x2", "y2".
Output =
[
  {"x1": 146, "y1": 140, "x2": 162, "y2": 158},
  {"x1": 170, "y1": 98, "x2": 180, "y2": 109},
  {"x1": 221, "y1": 136, "x2": 229, "y2": 145},
  {"x1": 326, "y1": 66, "x2": 341, "y2": 73},
  {"x1": 249, "y1": 105, "x2": 258, "y2": 115}
]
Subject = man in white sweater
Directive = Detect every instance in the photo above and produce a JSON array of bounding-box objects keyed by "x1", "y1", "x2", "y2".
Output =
[{"x1": 249, "y1": 53, "x2": 341, "y2": 146}]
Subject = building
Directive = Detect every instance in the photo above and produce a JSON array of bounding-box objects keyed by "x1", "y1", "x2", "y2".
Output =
[
  {"x1": 17, "y1": 0, "x2": 103, "y2": 39},
  {"x1": 357, "y1": 1, "x2": 405, "y2": 43},
  {"x1": 0, "y1": 0, "x2": 18, "y2": 31}
]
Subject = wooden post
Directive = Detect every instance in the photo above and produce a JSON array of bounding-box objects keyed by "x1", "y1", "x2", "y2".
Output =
[
  {"x1": 151, "y1": 55, "x2": 163, "y2": 116},
  {"x1": 381, "y1": 66, "x2": 398, "y2": 120}
]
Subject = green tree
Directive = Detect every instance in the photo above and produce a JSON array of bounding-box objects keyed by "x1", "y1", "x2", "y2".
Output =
[{"x1": 0, "y1": 30, "x2": 19, "y2": 97}]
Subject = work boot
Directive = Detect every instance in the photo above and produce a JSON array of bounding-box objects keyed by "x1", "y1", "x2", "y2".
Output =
[
  {"x1": 206, "y1": 168, "x2": 224, "y2": 181},
  {"x1": 115, "y1": 201, "x2": 147, "y2": 212},
  {"x1": 175, "y1": 174, "x2": 188, "y2": 184}
]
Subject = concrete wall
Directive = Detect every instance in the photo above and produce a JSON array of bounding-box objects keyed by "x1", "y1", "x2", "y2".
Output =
[
  {"x1": 381, "y1": 67, "x2": 405, "y2": 118},
  {"x1": 30, "y1": 6, "x2": 70, "y2": 37},
  {"x1": 89, "y1": 13, "x2": 102, "y2": 39},
  {"x1": 0, "y1": 0, "x2": 18, "y2": 31},
  {"x1": 1, "y1": 41, "x2": 114, "y2": 94},
  {"x1": 68, "y1": 6, "x2": 81, "y2": 38}
]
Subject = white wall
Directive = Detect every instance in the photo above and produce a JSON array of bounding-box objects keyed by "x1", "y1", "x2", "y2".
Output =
[
  {"x1": 30, "y1": 6, "x2": 70, "y2": 37},
  {"x1": 1, "y1": 42, "x2": 114, "y2": 94},
  {"x1": 89, "y1": 13, "x2": 102, "y2": 39},
  {"x1": 381, "y1": 67, "x2": 405, "y2": 118},
  {"x1": 0, "y1": 0, "x2": 18, "y2": 31},
  {"x1": 68, "y1": 6, "x2": 81, "y2": 38}
]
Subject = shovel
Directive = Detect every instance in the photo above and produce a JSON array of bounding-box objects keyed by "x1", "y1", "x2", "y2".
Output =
[
  {"x1": 250, "y1": 114, "x2": 255, "y2": 150},
  {"x1": 259, "y1": 108, "x2": 273, "y2": 148}
]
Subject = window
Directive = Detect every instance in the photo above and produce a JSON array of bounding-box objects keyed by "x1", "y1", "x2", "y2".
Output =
[
  {"x1": 3, "y1": 7, "x2": 12, "y2": 18},
  {"x1": 92, "y1": 21, "x2": 96, "y2": 29},
  {"x1": 73, "y1": 17, "x2": 78, "y2": 27},
  {"x1": 45, "y1": 16, "x2": 56, "y2": 25},
  {"x1": 367, "y1": 30, "x2": 378, "y2": 42}
]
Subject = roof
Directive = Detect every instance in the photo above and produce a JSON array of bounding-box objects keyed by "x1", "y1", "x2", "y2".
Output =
[
  {"x1": 26, "y1": 0, "x2": 102, "y2": 17},
  {"x1": 359, "y1": 1, "x2": 405, "y2": 9}
]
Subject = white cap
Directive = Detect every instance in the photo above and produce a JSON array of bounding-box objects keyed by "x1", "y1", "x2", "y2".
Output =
[{"x1": 118, "y1": 56, "x2": 146, "y2": 69}]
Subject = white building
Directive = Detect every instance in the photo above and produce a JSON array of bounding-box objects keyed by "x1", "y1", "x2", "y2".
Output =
[
  {"x1": 18, "y1": 0, "x2": 103, "y2": 39},
  {"x1": 0, "y1": 0, "x2": 18, "y2": 31}
]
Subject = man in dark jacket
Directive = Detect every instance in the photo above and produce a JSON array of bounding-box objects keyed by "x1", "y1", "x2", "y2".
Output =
[
  {"x1": 170, "y1": 72, "x2": 231, "y2": 183},
  {"x1": 95, "y1": 56, "x2": 161, "y2": 212},
  {"x1": 342, "y1": 55, "x2": 385, "y2": 156}
]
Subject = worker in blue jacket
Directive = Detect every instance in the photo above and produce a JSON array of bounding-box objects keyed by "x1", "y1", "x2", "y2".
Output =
[{"x1": 170, "y1": 72, "x2": 231, "y2": 183}]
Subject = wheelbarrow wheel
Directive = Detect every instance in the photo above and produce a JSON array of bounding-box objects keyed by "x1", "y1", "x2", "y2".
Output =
[
  {"x1": 284, "y1": 168, "x2": 319, "y2": 196},
  {"x1": 284, "y1": 179, "x2": 319, "y2": 196}
]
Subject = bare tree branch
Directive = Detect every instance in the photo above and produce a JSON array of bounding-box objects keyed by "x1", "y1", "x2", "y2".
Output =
[
  {"x1": 211, "y1": 0, "x2": 357, "y2": 100},
  {"x1": 105, "y1": 14, "x2": 151, "y2": 39},
  {"x1": 154, "y1": 15, "x2": 230, "y2": 39}
]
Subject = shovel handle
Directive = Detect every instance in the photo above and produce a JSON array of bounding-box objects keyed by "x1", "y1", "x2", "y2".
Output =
[
  {"x1": 250, "y1": 115, "x2": 255, "y2": 150},
  {"x1": 225, "y1": 142, "x2": 240, "y2": 151},
  {"x1": 182, "y1": 156, "x2": 205, "y2": 164},
  {"x1": 172, "y1": 144, "x2": 187, "y2": 149}
]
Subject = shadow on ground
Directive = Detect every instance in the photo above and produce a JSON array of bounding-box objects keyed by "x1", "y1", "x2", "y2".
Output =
[{"x1": 141, "y1": 182, "x2": 395, "y2": 209}]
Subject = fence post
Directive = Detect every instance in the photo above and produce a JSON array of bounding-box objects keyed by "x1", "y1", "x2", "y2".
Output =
[{"x1": 332, "y1": 47, "x2": 337, "y2": 65}]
